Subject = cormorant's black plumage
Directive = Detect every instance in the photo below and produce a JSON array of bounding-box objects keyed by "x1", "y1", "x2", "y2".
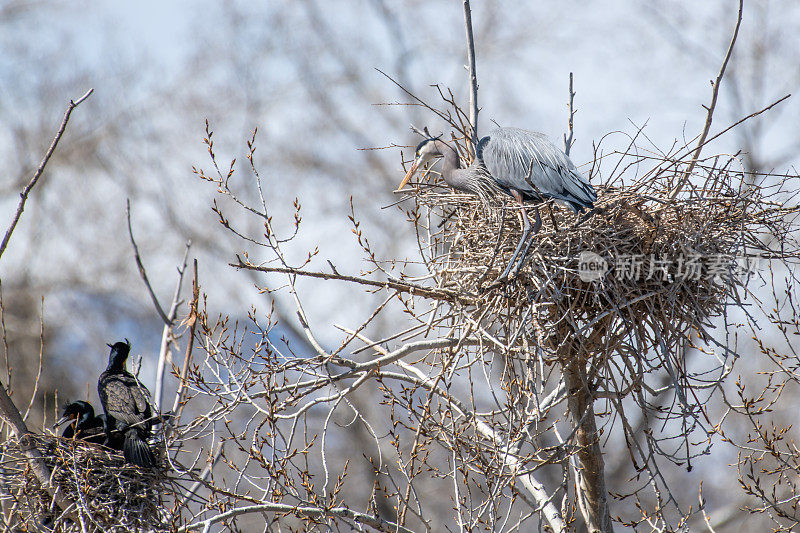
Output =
[
  {"x1": 56, "y1": 401, "x2": 106, "y2": 444},
  {"x1": 97, "y1": 340, "x2": 157, "y2": 468}
]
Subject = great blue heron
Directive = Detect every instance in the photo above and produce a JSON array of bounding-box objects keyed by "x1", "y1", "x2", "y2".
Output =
[
  {"x1": 98, "y1": 340, "x2": 157, "y2": 467},
  {"x1": 398, "y1": 126, "x2": 596, "y2": 279}
]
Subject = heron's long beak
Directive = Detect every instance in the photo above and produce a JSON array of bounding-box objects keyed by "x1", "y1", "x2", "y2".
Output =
[{"x1": 398, "y1": 159, "x2": 420, "y2": 190}]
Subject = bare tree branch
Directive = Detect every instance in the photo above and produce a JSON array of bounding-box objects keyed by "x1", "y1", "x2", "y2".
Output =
[
  {"x1": 564, "y1": 72, "x2": 576, "y2": 157},
  {"x1": 178, "y1": 501, "x2": 416, "y2": 533},
  {"x1": 669, "y1": 0, "x2": 743, "y2": 200},
  {"x1": 692, "y1": 92, "x2": 791, "y2": 157},
  {"x1": 0, "y1": 88, "x2": 93, "y2": 262},
  {"x1": 154, "y1": 240, "x2": 192, "y2": 410},
  {"x1": 126, "y1": 198, "x2": 172, "y2": 326},
  {"x1": 463, "y1": 0, "x2": 479, "y2": 154},
  {"x1": 172, "y1": 259, "x2": 198, "y2": 420},
  {"x1": 231, "y1": 259, "x2": 471, "y2": 304},
  {"x1": 0, "y1": 89, "x2": 95, "y2": 521},
  {"x1": 563, "y1": 357, "x2": 614, "y2": 533}
]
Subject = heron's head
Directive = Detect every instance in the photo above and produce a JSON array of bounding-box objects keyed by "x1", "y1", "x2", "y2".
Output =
[{"x1": 398, "y1": 137, "x2": 443, "y2": 190}]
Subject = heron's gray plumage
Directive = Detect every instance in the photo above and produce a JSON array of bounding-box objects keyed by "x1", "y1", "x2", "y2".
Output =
[
  {"x1": 404, "y1": 126, "x2": 596, "y2": 212},
  {"x1": 478, "y1": 127, "x2": 596, "y2": 212}
]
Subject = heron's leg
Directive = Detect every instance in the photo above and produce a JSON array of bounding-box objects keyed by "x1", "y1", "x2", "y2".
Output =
[
  {"x1": 572, "y1": 206, "x2": 598, "y2": 228},
  {"x1": 533, "y1": 204, "x2": 543, "y2": 234},
  {"x1": 498, "y1": 213, "x2": 527, "y2": 280},
  {"x1": 498, "y1": 194, "x2": 539, "y2": 280},
  {"x1": 510, "y1": 205, "x2": 542, "y2": 277},
  {"x1": 547, "y1": 202, "x2": 559, "y2": 231}
]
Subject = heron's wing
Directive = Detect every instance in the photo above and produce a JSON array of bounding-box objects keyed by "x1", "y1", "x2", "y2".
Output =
[{"x1": 481, "y1": 127, "x2": 596, "y2": 209}]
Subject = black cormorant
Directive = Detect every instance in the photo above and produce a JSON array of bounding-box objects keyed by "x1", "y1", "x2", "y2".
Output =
[
  {"x1": 97, "y1": 339, "x2": 157, "y2": 467},
  {"x1": 55, "y1": 400, "x2": 106, "y2": 445},
  {"x1": 55, "y1": 400, "x2": 125, "y2": 450}
]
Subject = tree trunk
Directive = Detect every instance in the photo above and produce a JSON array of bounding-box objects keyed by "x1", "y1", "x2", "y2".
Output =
[
  {"x1": 563, "y1": 358, "x2": 614, "y2": 533},
  {"x1": 0, "y1": 383, "x2": 77, "y2": 520}
]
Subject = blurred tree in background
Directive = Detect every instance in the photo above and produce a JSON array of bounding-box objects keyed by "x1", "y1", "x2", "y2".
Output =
[{"x1": 0, "y1": 0, "x2": 799, "y2": 530}]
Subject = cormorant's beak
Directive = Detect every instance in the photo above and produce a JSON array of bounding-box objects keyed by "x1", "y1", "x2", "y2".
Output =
[
  {"x1": 397, "y1": 159, "x2": 419, "y2": 191},
  {"x1": 107, "y1": 343, "x2": 113, "y2": 348},
  {"x1": 53, "y1": 414, "x2": 74, "y2": 429}
]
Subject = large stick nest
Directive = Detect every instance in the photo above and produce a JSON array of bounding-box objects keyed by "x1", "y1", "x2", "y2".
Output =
[
  {"x1": 401, "y1": 139, "x2": 800, "y2": 364},
  {"x1": 0, "y1": 434, "x2": 175, "y2": 532}
]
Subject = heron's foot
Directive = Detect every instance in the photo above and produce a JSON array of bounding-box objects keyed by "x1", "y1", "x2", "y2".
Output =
[{"x1": 547, "y1": 204, "x2": 559, "y2": 231}]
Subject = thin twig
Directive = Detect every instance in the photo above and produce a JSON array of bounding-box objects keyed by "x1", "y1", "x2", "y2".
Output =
[
  {"x1": 0, "y1": 90, "x2": 93, "y2": 520},
  {"x1": 564, "y1": 72, "x2": 575, "y2": 157},
  {"x1": 178, "y1": 501, "x2": 415, "y2": 533},
  {"x1": 692, "y1": 93, "x2": 790, "y2": 157},
  {"x1": 126, "y1": 198, "x2": 171, "y2": 326},
  {"x1": 154, "y1": 240, "x2": 192, "y2": 411},
  {"x1": 231, "y1": 258, "x2": 472, "y2": 305},
  {"x1": 669, "y1": 0, "x2": 743, "y2": 200},
  {"x1": 172, "y1": 259, "x2": 199, "y2": 421},
  {"x1": 22, "y1": 298, "x2": 45, "y2": 423},
  {"x1": 0, "y1": 88, "x2": 93, "y2": 263}
]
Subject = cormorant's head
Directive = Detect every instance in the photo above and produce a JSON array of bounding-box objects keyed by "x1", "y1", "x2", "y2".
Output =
[
  {"x1": 106, "y1": 338, "x2": 131, "y2": 369},
  {"x1": 54, "y1": 400, "x2": 94, "y2": 429},
  {"x1": 398, "y1": 134, "x2": 443, "y2": 190}
]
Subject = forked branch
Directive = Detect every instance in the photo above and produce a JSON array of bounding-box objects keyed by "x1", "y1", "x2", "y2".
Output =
[{"x1": 0, "y1": 88, "x2": 93, "y2": 262}]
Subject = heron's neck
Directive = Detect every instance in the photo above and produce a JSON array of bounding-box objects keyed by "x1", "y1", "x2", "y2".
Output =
[{"x1": 434, "y1": 140, "x2": 472, "y2": 193}]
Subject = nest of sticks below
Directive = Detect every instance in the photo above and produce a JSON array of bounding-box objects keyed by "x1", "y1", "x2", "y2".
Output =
[
  {"x1": 404, "y1": 154, "x2": 798, "y2": 365},
  {"x1": 0, "y1": 433, "x2": 173, "y2": 532}
]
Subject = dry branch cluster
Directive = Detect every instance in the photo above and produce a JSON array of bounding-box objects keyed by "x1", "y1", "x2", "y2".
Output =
[
  {"x1": 0, "y1": 435, "x2": 173, "y2": 531},
  {"x1": 157, "y1": 100, "x2": 794, "y2": 530},
  {"x1": 2, "y1": 86, "x2": 797, "y2": 533},
  {"x1": 407, "y1": 140, "x2": 798, "y2": 364},
  {"x1": 132, "y1": 50, "x2": 800, "y2": 528}
]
